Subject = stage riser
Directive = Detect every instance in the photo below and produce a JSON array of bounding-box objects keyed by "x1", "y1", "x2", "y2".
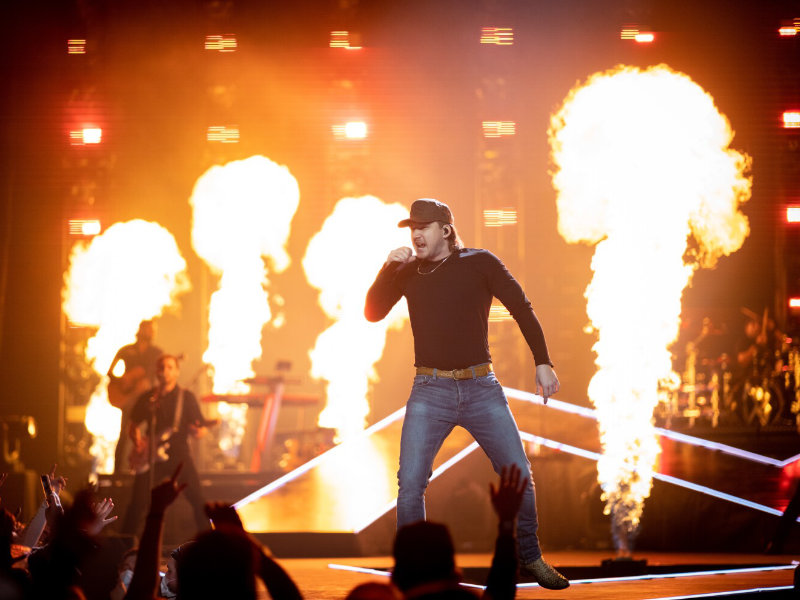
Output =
[
  {"x1": 96, "y1": 452, "x2": 796, "y2": 556},
  {"x1": 98, "y1": 472, "x2": 281, "y2": 545}
]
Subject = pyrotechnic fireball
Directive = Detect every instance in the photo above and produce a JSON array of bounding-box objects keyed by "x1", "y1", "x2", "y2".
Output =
[
  {"x1": 303, "y1": 195, "x2": 409, "y2": 441},
  {"x1": 190, "y1": 155, "x2": 299, "y2": 459},
  {"x1": 548, "y1": 64, "x2": 751, "y2": 553},
  {"x1": 62, "y1": 219, "x2": 190, "y2": 473}
]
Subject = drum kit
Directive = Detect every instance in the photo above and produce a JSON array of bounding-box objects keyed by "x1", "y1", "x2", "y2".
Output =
[{"x1": 657, "y1": 312, "x2": 800, "y2": 431}]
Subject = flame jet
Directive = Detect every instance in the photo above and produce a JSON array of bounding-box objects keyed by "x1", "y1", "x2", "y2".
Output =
[
  {"x1": 62, "y1": 219, "x2": 190, "y2": 473},
  {"x1": 303, "y1": 196, "x2": 409, "y2": 441},
  {"x1": 548, "y1": 65, "x2": 751, "y2": 553},
  {"x1": 190, "y1": 155, "x2": 300, "y2": 457}
]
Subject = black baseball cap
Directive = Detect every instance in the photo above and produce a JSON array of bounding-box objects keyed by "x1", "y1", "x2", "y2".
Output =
[{"x1": 398, "y1": 199, "x2": 453, "y2": 228}]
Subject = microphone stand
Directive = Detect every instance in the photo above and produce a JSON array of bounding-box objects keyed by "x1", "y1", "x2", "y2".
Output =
[{"x1": 147, "y1": 389, "x2": 160, "y2": 492}]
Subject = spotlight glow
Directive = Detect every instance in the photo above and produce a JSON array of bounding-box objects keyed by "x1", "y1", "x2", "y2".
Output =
[
  {"x1": 70, "y1": 128, "x2": 102, "y2": 145},
  {"x1": 68, "y1": 219, "x2": 101, "y2": 236},
  {"x1": 783, "y1": 111, "x2": 800, "y2": 128},
  {"x1": 332, "y1": 121, "x2": 369, "y2": 140}
]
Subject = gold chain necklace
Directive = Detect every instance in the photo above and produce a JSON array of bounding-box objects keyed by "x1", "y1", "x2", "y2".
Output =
[{"x1": 417, "y1": 253, "x2": 452, "y2": 275}]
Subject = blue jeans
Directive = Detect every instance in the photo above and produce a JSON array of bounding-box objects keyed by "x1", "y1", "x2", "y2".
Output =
[{"x1": 397, "y1": 371, "x2": 542, "y2": 562}]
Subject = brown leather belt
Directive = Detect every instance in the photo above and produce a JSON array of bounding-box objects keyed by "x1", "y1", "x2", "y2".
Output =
[{"x1": 416, "y1": 363, "x2": 493, "y2": 380}]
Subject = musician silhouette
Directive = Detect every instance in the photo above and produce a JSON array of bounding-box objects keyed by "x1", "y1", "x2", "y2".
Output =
[
  {"x1": 108, "y1": 320, "x2": 163, "y2": 477},
  {"x1": 120, "y1": 354, "x2": 209, "y2": 537}
]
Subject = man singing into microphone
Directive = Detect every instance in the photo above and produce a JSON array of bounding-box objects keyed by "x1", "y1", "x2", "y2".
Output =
[
  {"x1": 365, "y1": 199, "x2": 568, "y2": 589},
  {"x1": 120, "y1": 354, "x2": 208, "y2": 538}
]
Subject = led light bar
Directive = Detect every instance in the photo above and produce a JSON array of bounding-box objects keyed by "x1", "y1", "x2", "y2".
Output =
[
  {"x1": 783, "y1": 111, "x2": 800, "y2": 128},
  {"x1": 327, "y1": 562, "x2": 796, "y2": 592},
  {"x1": 205, "y1": 34, "x2": 237, "y2": 52},
  {"x1": 480, "y1": 27, "x2": 514, "y2": 45},
  {"x1": 503, "y1": 386, "x2": 800, "y2": 467},
  {"x1": 67, "y1": 39, "x2": 86, "y2": 54}
]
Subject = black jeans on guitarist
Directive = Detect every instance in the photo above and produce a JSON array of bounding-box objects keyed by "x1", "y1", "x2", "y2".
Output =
[
  {"x1": 121, "y1": 385, "x2": 209, "y2": 538},
  {"x1": 121, "y1": 454, "x2": 208, "y2": 537}
]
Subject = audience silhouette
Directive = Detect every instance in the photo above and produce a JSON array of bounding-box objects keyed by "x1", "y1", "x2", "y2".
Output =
[{"x1": 0, "y1": 463, "x2": 534, "y2": 599}]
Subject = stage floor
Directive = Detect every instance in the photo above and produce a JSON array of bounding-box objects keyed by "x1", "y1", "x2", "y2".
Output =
[{"x1": 278, "y1": 551, "x2": 797, "y2": 599}]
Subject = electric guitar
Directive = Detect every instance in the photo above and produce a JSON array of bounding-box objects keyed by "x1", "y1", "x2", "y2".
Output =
[{"x1": 128, "y1": 417, "x2": 219, "y2": 474}]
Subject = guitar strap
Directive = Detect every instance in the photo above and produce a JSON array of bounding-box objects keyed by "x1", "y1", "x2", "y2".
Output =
[
  {"x1": 131, "y1": 387, "x2": 187, "y2": 475},
  {"x1": 170, "y1": 387, "x2": 185, "y2": 434},
  {"x1": 155, "y1": 387, "x2": 184, "y2": 464}
]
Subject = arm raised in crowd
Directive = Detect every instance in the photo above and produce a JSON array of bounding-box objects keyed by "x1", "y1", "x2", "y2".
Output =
[
  {"x1": 125, "y1": 464, "x2": 186, "y2": 600},
  {"x1": 483, "y1": 464, "x2": 526, "y2": 600},
  {"x1": 20, "y1": 464, "x2": 67, "y2": 548}
]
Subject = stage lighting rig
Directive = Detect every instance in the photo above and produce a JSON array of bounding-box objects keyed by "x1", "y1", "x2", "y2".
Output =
[
  {"x1": 620, "y1": 27, "x2": 655, "y2": 43},
  {"x1": 67, "y1": 39, "x2": 86, "y2": 54},
  {"x1": 330, "y1": 31, "x2": 362, "y2": 49},
  {"x1": 480, "y1": 27, "x2": 513, "y2": 46},
  {"x1": 68, "y1": 219, "x2": 102, "y2": 237},
  {"x1": 782, "y1": 111, "x2": 800, "y2": 129},
  {"x1": 205, "y1": 34, "x2": 237, "y2": 52}
]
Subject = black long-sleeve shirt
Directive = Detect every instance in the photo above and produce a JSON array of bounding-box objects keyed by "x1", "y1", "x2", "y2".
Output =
[
  {"x1": 130, "y1": 386, "x2": 202, "y2": 460},
  {"x1": 365, "y1": 248, "x2": 551, "y2": 370}
]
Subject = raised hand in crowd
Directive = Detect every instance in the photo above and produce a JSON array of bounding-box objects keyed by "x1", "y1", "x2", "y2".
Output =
[
  {"x1": 86, "y1": 497, "x2": 118, "y2": 537},
  {"x1": 26, "y1": 486, "x2": 119, "y2": 599},
  {"x1": 489, "y1": 464, "x2": 526, "y2": 525},
  {"x1": 125, "y1": 463, "x2": 186, "y2": 600},
  {"x1": 390, "y1": 466, "x2": 524, "y2": 600},
  {"x1": 150, "y1": 463, "x2": 188, "y2": 516},
  {"x1": 48, "y1": 464, "x2": 68, "y2": 496},
  {"x1": 19, "y1": 464, "x2": 67, "y2": 548},
  {"x1": 484, "y1": 464, "x2": 526, "y2": 600},
  {"x1": 43, "y1": 463, "x2": 67, "y2": 521}
]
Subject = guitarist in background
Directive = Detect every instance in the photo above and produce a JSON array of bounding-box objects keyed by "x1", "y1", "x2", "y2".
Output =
[
  {"x1": 120, "y1": 353, "x2": 209, "y2": 538},
  {"x1": 108, "y1": 319, "x2": 163, "y2": 477}
]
